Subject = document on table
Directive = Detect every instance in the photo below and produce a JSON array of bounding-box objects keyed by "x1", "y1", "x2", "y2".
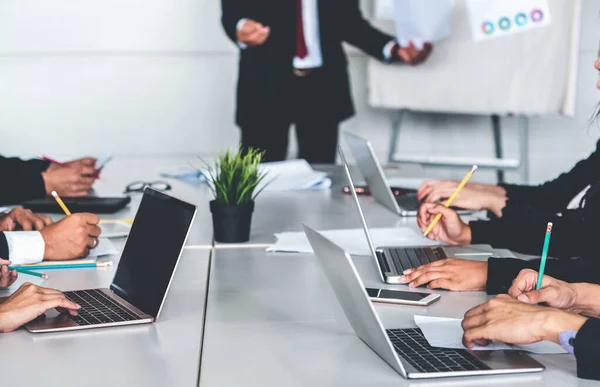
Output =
[
  {"x1": 267, "y1": 228, "x2": 439, "y2": 255},
  {"x1": 161, "y1": 159, "x2": 331, "y2": 191},
  {"x1": 88, "y1": 238, "x2": 118, "y2": 258},
  {"x1": 414, "y1": 315, "x2": 567, "y2": 354},
  {"x1": 99, "y1": 221, "x2": 131, "y2": 238},
  {"x1": 393, "y1": 0, "x2": 454, "y2": 48}
]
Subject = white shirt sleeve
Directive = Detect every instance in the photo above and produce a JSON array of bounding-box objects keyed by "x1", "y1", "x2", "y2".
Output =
[
  {"x1": 4, "y1": 231, "x2": 45, "y2": 265},
  {"x1": 236, "y1": 18, "x2": 249, "y2": 49},
  {"x1": 383, "y1": 40, "x2": 396, "y2": 61}
]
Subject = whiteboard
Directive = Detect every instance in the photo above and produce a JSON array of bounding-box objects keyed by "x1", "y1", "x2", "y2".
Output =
[{"x1": 368, "y1": 0, "x2": 581, "y2": 116}]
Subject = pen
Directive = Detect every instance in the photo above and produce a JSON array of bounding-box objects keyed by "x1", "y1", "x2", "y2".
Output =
[
  {"x1": 51, "y1": 191, "x2": 72, "y2": 216},
  {"x1": 423, "y1": 165, "x2": 478, "y2": 237},
  {"x1": 536, "y1": 222, "x2": 553, "y2": 290},
  {"x1": 18, "y1": 262, "x2": 112, "y2": 270},
  {"x1": 5, "y1": 266, "x2": 48, "y2": 279},
  {"x1": 39, "y1": 155, "x2": 69, "y2": 168}
]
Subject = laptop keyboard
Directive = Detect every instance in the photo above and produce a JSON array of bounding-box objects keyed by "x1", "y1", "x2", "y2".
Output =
[
  {"x1": 387, "y1": 328, "x2": 491, "y2": 373},
  {"x1": 64, "y1": 289, "x2": 143, "y2": 326},
  {"x1": 395, "y1": 194, "x2": 419, "y2": 211},
  {"x1": 388, "y1": 247, "x2": 447, "y2": 273}
]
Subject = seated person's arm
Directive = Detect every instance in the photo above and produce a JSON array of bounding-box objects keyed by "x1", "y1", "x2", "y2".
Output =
[
  {"x1": 0, "y1": 213, "x2": 101, "y2": 265},
  {"x1": 0, "y1": 283, "x2": 81, "y2": 333},
  {"x1": 417, "y1": 181, "x2": 508, "y2": 217}
]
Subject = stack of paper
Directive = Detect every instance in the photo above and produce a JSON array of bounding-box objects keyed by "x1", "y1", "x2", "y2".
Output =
[
  {"x1": 267, "y1": 228, "x2": 439, "y2": 255},
  {"x1": 161, "y1": 159, "x2": 331, "y2": 191},
  {"x1": 414, "y1": 315, "x2": 567, "y2": 354}
]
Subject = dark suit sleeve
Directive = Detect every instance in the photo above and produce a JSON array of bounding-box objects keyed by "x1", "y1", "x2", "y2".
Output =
[
  {"x1": 471, "y1": 206, "x2": 584, "y2": 258},
  {"x1": 0, "y1": 156, "x2": 50, "y2": 204},
  {"x1": 221, "y1": 0, "x2": 251, "y2": 44},
  {"x1": 340, "y1": 0, "x2": 395, "y2": 61},
  {"x1": 574, "y1": 318, "x2": 600, "y2": 381},
  {"x1": 498, "y1": 140, "x2": 600, "y2": 214},
  {"x1": 0, "y1": 232, "x2": 8, "y2": 259},
  {"x1": 486, "y1": 257, "x2": 600, "y2": 295}
]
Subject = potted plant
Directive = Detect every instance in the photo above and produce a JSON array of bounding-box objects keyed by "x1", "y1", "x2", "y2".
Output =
[{"x1": 204, "y1": 147, "x2": 270, "y2": 243}]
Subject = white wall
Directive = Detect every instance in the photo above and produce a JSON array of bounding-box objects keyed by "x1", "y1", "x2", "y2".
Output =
[{"x1": 1, "y1": 0, "x2": 599, "y2": 184}]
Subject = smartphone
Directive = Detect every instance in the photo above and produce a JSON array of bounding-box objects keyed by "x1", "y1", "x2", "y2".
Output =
[
  {"x1": 366, "y1": 288, "x2": 440, "y2": 306},
  {"x1": 342, "y1": 186, "x2": 417, "y2": 196}
]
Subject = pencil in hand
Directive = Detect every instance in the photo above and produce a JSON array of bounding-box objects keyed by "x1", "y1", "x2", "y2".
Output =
[
  {"x1": 51, "y1": 191, "x2": 72, "y2": 216},
  {"x1": 423, "y1": 165, "x2": 478, "y2": 237}
]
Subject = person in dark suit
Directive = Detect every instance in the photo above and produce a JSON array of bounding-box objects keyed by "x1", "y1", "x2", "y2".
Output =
[
  {"x1": 0, "y1": 156, "x2": 99, "y2": 204},
  {"x1": 221, "y1": 0, "x2": 432, "y2": 163}
]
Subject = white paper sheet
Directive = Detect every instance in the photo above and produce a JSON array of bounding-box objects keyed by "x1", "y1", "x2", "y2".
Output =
[
  {"x1": 162, "y1": 159, "x2": 331, "y2": 191},
  {"x1": 88, "y1": 238, "x2": 118, "y2": 257},
  {"x1": 467, "y1": 0, "x2": 552, "y2": 41},
  {"x1": 393, "y1": 0, "x2": 454, "y2": 48},
  {"x1": 414, "y1": 315, "x2": 567, "y2": 354},
  {"x1": 384, "y1": 177, "x2": 427, "y2": 190},
  {"x1": 99, "y1": 221, "x2": 132, "y2": 238},
  {"x1": 267, "y1": 228, "x2": 439, "y2": 255},
  {"x1": 375, "y1": 0, "x2": 395, "y2": 20}
]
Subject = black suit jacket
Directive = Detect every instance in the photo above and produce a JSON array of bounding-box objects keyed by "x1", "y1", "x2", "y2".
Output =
[
  {"x1": 0, "y1": 156, "x2": 49, "y2": 205},
  {"x1": 221, "y1": 0, "x2": 395, "y2": 127},
  {"x1": 0, "y1": 232, "x2": 8, "y2": 259}
]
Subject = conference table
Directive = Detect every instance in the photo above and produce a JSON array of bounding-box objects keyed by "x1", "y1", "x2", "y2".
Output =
[{"x1": 0, "y1": 157, "x2": 594, "y2": 386}]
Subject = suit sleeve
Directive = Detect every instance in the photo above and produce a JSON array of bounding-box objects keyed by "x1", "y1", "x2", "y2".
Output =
[
  {"x1": 574, "y1": 318, "x2": 600, "y2": 381},
  {"x1": 221, "y1": 0, "x2": 251, "y2": 44},
  {"x1": 0, "y1": 232, "x2": 8, "y2": 259},
  {"x1": 498, "y1": 140, "x2": 600, "y2": 214},
  {"x1": 340, "y1": 0, "x2": 395, "y2": 61},
  {"x1": 0, "y1": 156, "x2": 49, "y2": 204},
  {"x1": 470, "y1": 206, "x2": 585, "y2": 258}
]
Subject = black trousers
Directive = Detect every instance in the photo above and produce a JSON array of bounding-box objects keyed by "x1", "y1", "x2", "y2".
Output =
[{"x1": 240, "y1": 69, "x2": 342, "y2": 164}]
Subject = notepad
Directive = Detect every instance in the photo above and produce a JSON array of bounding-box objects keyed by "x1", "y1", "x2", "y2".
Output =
[
  {"x1": 267, "y1": 228, "x2": 439, "y2": 255},
  {"x1": 99, "y1": 221, "x2": 131, "y2": 238},
  {"x1": 414, "y1": 315, "x2": 567, "y2": 354}
]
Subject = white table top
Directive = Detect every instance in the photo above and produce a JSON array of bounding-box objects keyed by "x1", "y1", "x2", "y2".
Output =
[{"x1": 0, "y1": 248, "x2": 210, "y2": 387}]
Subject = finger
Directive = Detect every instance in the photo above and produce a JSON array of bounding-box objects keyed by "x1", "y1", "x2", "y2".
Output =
[
  {"x1": 86, "y1": 236, "x2": 98, "y2": 249},
  {"x1": 40, "y1": 215, "x2": 53, "y2": 227},
  {"x1": 79, "y1": 166, "x2": 97, "y2": 176},
  {"x1": 403, "y1": 259, "x2": 447, "y2": 275},
  {"x1": 81, "y1": 157, "x2": 97, "y2": 167},
  {"x1": 417, "y1": 182, "x2": 435, "y2": 201},
  {"x1": 16, "y1": 215, "x2": 33, "y2": 231},
  {"x1": 32, "y1": 216, "x2": 46, "y2": 231},
  {"x1": 80, "y1": 213, "x2": 100, "y2": 225},
  {"x1": 521, "y1": 287, "x2": 556, "y2": 305},
  {"x1": 240, "y1": 22, "x2": 261, "y2": 37},
  {"x1": 463, "y1": 326, "x2": 494, "y2": 349},
  {"x1": 43, "y1": 297, "x2": 81, "y2": 313},
  {"x1": 0, "y1": 259, "x2": 11, "y2": 266},
  {"x1": 407, "y1": 271, "x2": 448, "y2": 288},
  {"x1": 427, "y1": 278, "x2": 455, "y2": 290},
  {"x1": 0, "y1": 266, "x2": 9, "y2": 287},
  {"x1": 88, "y1": 225, "x2": 102, "y2": 238},
  {"x1": 36, "y1": 287, "x2": 64, "y2": 296},
  {"x1": 464, "y1": 303, "x2": 488, "y2": 319},
  {"x1": 461, "y1": 314, "x2": 489, "y2": 331},
  {"x1": 508, "y1": 269, "x2": 539, "y2": 299},
  {"x1": 76, "y1": 176, "x2": 96, "y2": 186},
  {"x1": 396, "y1": 48, "x2": 412, "y2": 64},
  {"x1": 246, "y1": 29, "x2": 267, "y2": 45}
]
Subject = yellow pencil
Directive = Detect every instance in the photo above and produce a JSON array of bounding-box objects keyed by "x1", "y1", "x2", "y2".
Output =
[
  {"x1": 51, "y1": 191, "x2": 72, "y2": 216},
  {"x1": 99, "y1": 219, "x2": 134, "y2": 225},
  {"x1": 423, "y1": 165, "x2": 478, "y2": 237}
]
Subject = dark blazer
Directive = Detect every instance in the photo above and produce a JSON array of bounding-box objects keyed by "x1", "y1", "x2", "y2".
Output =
[
  {"x1": 0, "y1": 156, "x2": 49, "y2": 204},
  {"x1": 221, "y1": 0, "x2": 394, "y2": 127},
  {"x1": 575, "y1": 318, "x2": 600, "y2": 381},
  {"x1": 0, "y1": 232, "x2": 8, "y2": 259}
]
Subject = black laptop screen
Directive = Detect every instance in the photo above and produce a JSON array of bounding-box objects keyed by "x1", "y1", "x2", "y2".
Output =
[{"x1": 110, "y1": 188, "x2": 195, "y2": 317}]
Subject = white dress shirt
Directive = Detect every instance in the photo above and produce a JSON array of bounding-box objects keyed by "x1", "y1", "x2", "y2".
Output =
[
  {"x1": 236, "y1": 0, "x2": 396, "y2": 64},
  {"x1": 4, "y1": 231, "x2": 45, "y2": 265}
]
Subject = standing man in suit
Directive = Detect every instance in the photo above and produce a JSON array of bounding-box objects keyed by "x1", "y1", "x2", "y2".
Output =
[{"x1": 221, "y1": 0, "x2": 432, "y2": 163}]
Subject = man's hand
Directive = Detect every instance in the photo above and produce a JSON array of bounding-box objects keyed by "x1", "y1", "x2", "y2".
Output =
[
  {"x1": 400, "y1": 258, "x2": 488, "y2": 291},
  {"x1": 508, "y1": 269, "x2": 581, "y2": 312},
  {"x1": 47, "y1": 157, "x2": 97, "y2": 172},
  {"x1": 417, "y1": 203, "x2": 471, "y2": 244},
  {"x1": 237, "y1": 19, "x2": 270, "y2": 47},
  {"x1": 462, "y1": 295, "x2": 588, "y2": 348},
  {"x1": 0, "y1": 208, "x2": 53, "y2": 231},
  {"x1": 417, "y1": 181, "x2": 507, "y2": 217},
  {"x1": 0, "y1": 283, "x2": 81, "y2": 333},
  {"x1": 40, "y1": 213, "x2": 101, "y2": 261},
  {"x1": 42, "y1": 165, "x2": 97, "y2": 197},
  {"x1": 0, "y1": 259, "x2": 17, "y2": 289},
  {"x1": 397, "y1": 41, "x2": 433, "y2": 65}
]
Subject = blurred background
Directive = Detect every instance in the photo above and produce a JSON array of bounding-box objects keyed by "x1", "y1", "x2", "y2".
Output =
[{"x1": 0, "y1": 0, "x2": 599, "y2": 183}]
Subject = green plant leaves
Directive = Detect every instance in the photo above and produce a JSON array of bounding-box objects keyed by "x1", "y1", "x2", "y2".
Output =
[{"x1": 201, "y1": 147, "x2": 269, "y2": 205}]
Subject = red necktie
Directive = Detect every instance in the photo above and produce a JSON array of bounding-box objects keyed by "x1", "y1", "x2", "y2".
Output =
[{"x1": 296, "y1": 0, "x2": 308, "y2": 59}]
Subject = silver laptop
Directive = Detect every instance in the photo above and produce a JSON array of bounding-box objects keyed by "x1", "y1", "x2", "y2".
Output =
[
  {"x1": 343, "y1": 131, "x2": 470, "y2": 217},
  {"x1": 303, "y1": 224, "x2": 544, "y2": 379},
  {"x1": 339, "y1": 147, "x2": 509, "y2": 284},
  {"x1": 26, "y1": 188, "x2": 197, "y2": 333}
]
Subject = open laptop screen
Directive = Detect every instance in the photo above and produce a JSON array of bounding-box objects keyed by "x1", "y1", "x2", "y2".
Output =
[{"x1": 110, "y1": 188, "x2": 196, "y2": 317}]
